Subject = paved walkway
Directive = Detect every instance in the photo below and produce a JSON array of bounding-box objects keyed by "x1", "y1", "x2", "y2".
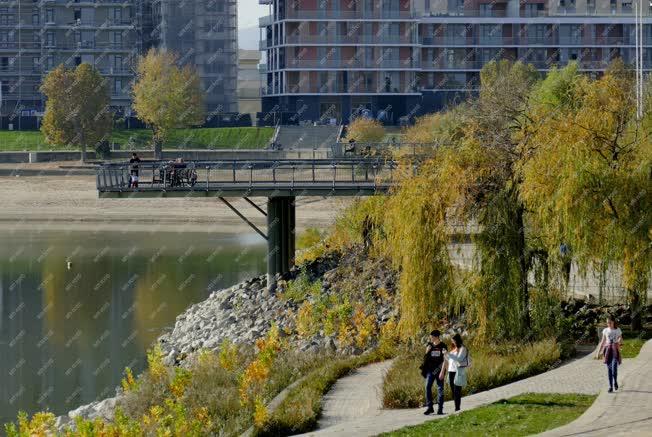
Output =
[
  {"x1": 298, "y1": 342, "x2": 652, "y2": 437},
  {"x1": 538, "y1": 339, "x2": 652, "y2": 437}
]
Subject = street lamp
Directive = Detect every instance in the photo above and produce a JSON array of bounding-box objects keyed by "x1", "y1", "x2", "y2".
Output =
[{"x1": 635, "y1": 0, "x2": 647, "y2": 120}]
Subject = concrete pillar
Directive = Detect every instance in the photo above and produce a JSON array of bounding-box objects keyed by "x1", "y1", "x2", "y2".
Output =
[{"x1": 266, "y1": 196, "x2": 295, "y2": 291}]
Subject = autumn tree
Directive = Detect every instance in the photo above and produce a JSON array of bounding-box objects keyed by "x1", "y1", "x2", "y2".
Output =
[
  {"x1": 40, "y1": 63, "x2": 112, "y2": 162},
  {"x1": 132, "y1": 49, "x2": 205, "y2": 159},
  {"x1": 344, "y1": 117, "x2": 386, "y2": 143},
  {"x1": 521, "y1": 60, "x2": 652, "y2": 330}
]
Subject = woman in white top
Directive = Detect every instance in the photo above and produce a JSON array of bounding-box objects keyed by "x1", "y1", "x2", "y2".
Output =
[
  {"x1": 595, "y1": 316, "x2": 623, "y2": 392},
  {"x1": 444, "y1": 333, "x2": 468, "y2": 411}
]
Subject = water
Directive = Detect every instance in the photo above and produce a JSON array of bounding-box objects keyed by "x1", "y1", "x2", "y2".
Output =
[{"x1": 0, "y1": 229, "x2": 266, "y2": 423}]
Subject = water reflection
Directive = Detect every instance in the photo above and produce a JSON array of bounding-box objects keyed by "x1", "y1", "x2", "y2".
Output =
[{"x1": 0, "y1": 230, "x2": 265, "y2": 422}]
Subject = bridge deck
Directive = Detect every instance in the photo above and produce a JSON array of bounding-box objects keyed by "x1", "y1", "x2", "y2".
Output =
[{"x1": 97, "y1": 159, "x2": 407, "y2": 198}]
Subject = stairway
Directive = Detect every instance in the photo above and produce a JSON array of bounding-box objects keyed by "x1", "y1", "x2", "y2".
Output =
[{"x1": 274, "y1": 125, "x2": 341, "y2": 150}]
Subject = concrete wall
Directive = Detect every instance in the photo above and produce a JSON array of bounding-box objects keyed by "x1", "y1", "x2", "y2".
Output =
[{"x1": 0, "y1": 149, "x2": 329, "y2": 164}]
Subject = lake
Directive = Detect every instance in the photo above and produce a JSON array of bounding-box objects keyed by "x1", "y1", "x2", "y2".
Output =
[{"x1": 0, "y1": 229, "x2": 266, "y2": 423}]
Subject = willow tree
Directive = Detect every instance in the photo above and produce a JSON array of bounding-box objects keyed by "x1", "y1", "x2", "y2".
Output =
[
  {"x1": 132, "y1": 49, "x2": 205, "y2": 159},
  {"x1": 521, "y1": 60, "x2": 652, "y2": 330}
]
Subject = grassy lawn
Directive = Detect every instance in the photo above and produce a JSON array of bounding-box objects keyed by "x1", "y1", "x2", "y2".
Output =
[
  {"x1": 0, "y1": 127, "x2": 274, "y2": 151},
  {"x1": 618, "y1": 328, "x2": 651, "y2": 359},
  {"x1": 381, "y1": 393, "x2": 596, "y2": 437}
]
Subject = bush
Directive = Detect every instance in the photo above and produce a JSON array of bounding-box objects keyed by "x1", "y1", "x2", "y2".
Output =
[
  {"x1": 382, "y1": 338, "x2": 561, "y2": 408},
  {"x1": 344, "y1": 118, "x2": 385, "y2": 143}
]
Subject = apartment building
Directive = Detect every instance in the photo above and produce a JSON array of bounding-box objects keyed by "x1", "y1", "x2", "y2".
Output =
[
  {"x1": 151, "y1": 0, "x2": 238, "y2": 114},
  {"x1": 259, "y1": 0, "x2": 652, "y2": 124},
  {"x1": 0, "y1": 0, "x2": 141, "y2": 118},
  {"x1": 0, "y1": 0, "x2": 237, "y2": 120}
]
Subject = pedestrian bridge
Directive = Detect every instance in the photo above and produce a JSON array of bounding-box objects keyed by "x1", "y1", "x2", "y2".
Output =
[
  {"x1": 96, "y1": 158, "x2": 404, "y2": 198},
  {"x1": 97, "y1": 159, "x2": 411, "y2": 289}
]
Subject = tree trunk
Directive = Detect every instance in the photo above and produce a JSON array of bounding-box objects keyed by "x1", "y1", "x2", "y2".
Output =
[
  {"x1": 516, "y1": 205, "x2": 531, "y2": 333},
  {"x1": 152, "y1": 126, "x2": 162, "y2": 160},
  {"x1": 623, "y1": 251, "x2": 648, "y2": 332},
  {"x1": 80, "y1": 143, "x2": 87, "y2": 163}
]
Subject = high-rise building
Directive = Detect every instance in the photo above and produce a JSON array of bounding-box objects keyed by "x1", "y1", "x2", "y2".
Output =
[
  {"x1": 259, "y1": 0, "x2": 651, "y2": 124},
  {"x1": 151, "y1": 0, "x2": 238, "y2": 114},
  {"x1": 0, "y1": 0, "x2": 142, "y2": 118},
  {"x1": 0, "y1": 0, "x2": 237, "y2": 120}
]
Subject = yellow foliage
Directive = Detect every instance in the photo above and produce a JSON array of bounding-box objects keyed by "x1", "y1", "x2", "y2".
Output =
[
  {"x1": 253, "y1": 397, "x2": 269, "y2": 428},
  {"x1": 218, "y1": 340, "x2": 239, "y2": 371},
  {"x1": 121, "y1": 367, "x2": 138, "y2": 393},
  {"x1": 296, "y1": 301, "x2": 317, "y2": 337},
  {"x1": 344, "y1": 118, "x2": 385, "y2": 143},
  {"x1": 352, "y1": 305, "x2": 377, "y2": 348},
  {"x1": 337, "y1": 321, "x2": 355, "y2": 348},
  {"x1": 147, "y1": 344, "x2": 168, "y2": 381}
]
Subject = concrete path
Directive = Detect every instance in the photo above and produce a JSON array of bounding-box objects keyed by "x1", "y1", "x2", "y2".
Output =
[
  {"x1": 318, "y1": 360, "x2": 394, "y2": 429},
  {"x1": 538, "y1": 340, "x2": 652, "y2": 437},
  {"x1": 298, "y1": 342, "x2": 652, "y2": 437}
]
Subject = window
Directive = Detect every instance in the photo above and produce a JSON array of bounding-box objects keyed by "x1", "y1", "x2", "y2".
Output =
[
  {"x1": 112, "y1": 32, "x2": 122, "y2": 46},
  {"x1": 113, "y1": 8, "x2": 122, "y2": 22},
  {"x1": 114, "y1": 78, "x2": 122, "y2": 94},
  {"x1": 32, "y1": 9, "x2": 39, "y2": 25},
  {"x1": 74, "y1": 9, "x2": 81, "y2": 21},
  {"x1": 479, "y1": 4, "x2": 493, "y2": 17},
  {"x1": 45, "y1": 8, "x2": 54, "y2": 23},
  {"x1": 33, "y1": 56, "x2": 40, "y2": 71},
  {"x1": 114, "y1": 55, "x2": 122, "y2": 70},
  {"x1": 46, "y1": 31, "x2": 55, "y2": 47}
]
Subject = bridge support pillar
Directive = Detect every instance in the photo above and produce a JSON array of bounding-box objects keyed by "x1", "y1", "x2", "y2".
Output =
[{"x1": 266, "y1": 196, "x2": 295, "y2": 292}]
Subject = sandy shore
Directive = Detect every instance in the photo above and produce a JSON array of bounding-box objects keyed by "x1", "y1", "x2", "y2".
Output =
[{"x1": 0, "y1": 163, "x2": 352, "y2": 234}]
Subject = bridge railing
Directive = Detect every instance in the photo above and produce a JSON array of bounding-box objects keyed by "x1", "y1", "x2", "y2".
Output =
[
  {"x1": 330, "y1": 142, "x2": 440, "y2": 159},
  {"x1": 96, "y1": 159, "x2": 405, "y2": 192}
]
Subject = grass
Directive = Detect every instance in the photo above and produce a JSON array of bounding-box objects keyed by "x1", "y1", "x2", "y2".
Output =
[
  {"x1": 0, "y1": 127, "x2": 274, "y2": 151},
  {"x1": 618, "y1": 328, "x2": 651, "y2": 359},
  {"x1": 383, "y1": 339, "x2": 562, "y2": 408},
  {"x1": 381, "y1": 393, "x2": 596, "y2": 437}
]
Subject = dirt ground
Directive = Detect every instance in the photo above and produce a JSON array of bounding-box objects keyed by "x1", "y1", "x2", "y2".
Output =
[{"x1": 0, "y1": 163, "x2": 352, "y2": 234}]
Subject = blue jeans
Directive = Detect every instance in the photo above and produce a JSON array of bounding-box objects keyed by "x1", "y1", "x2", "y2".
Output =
[
  {"x1": 425, "y1": 370, "x2": 444, "y2": 411},
  {"x1": 607, "y1": 357, "x2": 618, "y2": 389}
]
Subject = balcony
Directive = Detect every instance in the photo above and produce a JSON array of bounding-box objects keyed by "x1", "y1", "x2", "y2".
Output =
[
  {"x1": 259, "y1": 15, "x2": 273, "y2": 27},
  {"x1": 419, "y1": 35, "x2": 652, "y2": 46},
  {"x1": 284, "y1": 9, "x2": 415, "y2": 20},
  {"x1": 285, "y1": 82, "x2": 419, "y2": 94},
  {"x1": 285, "y1": 34, "x2": 415, "y2": 45},
  {"x1": 284, "y1": 59, "x2": 420, "y2": 69}
]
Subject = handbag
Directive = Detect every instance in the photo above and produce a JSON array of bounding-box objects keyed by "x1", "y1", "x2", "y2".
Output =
[{"x1": 454, "y1": 367, "x2": 468, "y2": 387}]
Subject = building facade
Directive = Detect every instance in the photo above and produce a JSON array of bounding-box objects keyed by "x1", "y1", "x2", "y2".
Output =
[
  {"x1": 237, "y1": 49, "x2": 263, "y2": 119},
  {"x1": 259, "y1": 0, "x2": 652, "y2": 124},
  {"x1": 0, "y1": 0, "x2": 142, "y2": 118},
  {"x1": 0, "y1": 0, "x2": 237, "y2": 120},
  {"x1": 151, "y1": 0, "x2": 238, "y2": 114}
]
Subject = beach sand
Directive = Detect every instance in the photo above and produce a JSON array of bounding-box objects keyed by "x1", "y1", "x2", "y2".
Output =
[{"x1": 0, "y1": 163, "x2": 352, "y2": 234}]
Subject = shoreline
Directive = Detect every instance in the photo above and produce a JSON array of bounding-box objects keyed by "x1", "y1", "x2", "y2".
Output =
[{"x1": 0, "y1": 172, "x2": 351, "y2": 234}]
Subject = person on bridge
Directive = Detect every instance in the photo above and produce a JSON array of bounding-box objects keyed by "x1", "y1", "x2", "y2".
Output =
[
  {"x1": 129, "y1": 153, "x2": 141, "y2": 188},
  {"x1": 420, "y1": 329, "x2": 447, "y2": 415},
  {"x1": 596, "y1": 316, "x2": 622, "y2": 392}
]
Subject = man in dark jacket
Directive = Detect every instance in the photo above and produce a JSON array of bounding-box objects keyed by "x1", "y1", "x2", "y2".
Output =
[{"x1": 422, "y1": 329, "x2": 448, "y2": 415}]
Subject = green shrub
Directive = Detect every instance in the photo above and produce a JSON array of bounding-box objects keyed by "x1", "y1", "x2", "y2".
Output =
[{"x1": 382, "y1": 338, "x2": 561, "y2": 408}]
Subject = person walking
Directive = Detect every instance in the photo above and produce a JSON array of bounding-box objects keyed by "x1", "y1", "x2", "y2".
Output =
[
  {"x1": 444, "y1": 333, "x2": 469, "y2": 412},
  {"x1": 420, "y1": 329, "x2": 448, "y2": 415},
  {"x1": 596, "y1": 316, "x2": 622, "y2": 392}
]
